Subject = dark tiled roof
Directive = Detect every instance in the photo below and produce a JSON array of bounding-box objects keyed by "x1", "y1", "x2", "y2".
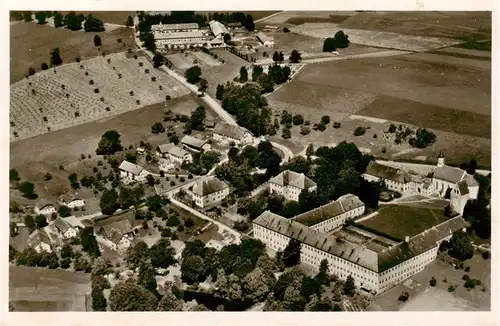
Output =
[
  {"x1": 365, "y1": 161, "x2": 412, "y2": 184},
  {"x1": 213, "y1": 122, "x2": 249, "y2": 140},
  {"x1": 192, "y1": 178, "x2": 228, "y2": 196},
  {"x1": 28, "y1": 229, "x2": 51, "y2": 247},
  {"x1": 434, "y1": 165, "x2": 466, "y2": 184},
  {"x1": 157, "y1": 143, "x2": 175, "y2": 153},
  {"x1": 52, "y1": 217, "x2": 72, "y2": 234},
  {"x1": 181, "y1": 135, "x2": 207, "y2": 149},
  {"x1": 119, "y1": 161, "x2": 143, "y2": 175},
  {"x1": 457, "y1": 180, "x2": 469, "y2": 196},
  {"x1": 100, "y1": 220, "x2": 133, "y2": 244},
  {"x1": 270, "y1": 170, "x2": 317, "y2": 190}
]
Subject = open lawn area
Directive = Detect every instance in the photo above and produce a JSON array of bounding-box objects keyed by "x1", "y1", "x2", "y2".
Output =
[
  {"x1": 58, "y1": 11, "x2": 134, "y2": 25},
  {"x1": 10, "y1": 21, "x2": 137, "y2": 84},
  {"x1": 9, "y1": 265, "x2": 91, "y2": 311},
  {"x1": 358, "y1": 204, "x2": 449, "y2": 239}
]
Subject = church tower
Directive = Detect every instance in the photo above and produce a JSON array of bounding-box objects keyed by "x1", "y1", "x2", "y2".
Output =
[{"x1": 437, "y1": 151, "x2": 445, "y2": 168}]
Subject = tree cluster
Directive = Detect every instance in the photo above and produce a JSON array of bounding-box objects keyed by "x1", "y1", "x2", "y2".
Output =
[
  {"x1": 409, "y1": 128, "x2": 437, "y2": 149},
  {"x1": 183, "y1": 151, "x2": 220, "y2": 175},
  {"x1": 322, "y1": 30, "x2": 350, "y2": 52}
]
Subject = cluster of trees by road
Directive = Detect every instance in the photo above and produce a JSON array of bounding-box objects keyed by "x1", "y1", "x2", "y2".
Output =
[
  {"x1": 385, "y1": 123, "x2": 437, "y2": 148},
  {"x1": 322, "y1": 30, "x2": 350, "y2": 52},
  {"x1": 14, "y1": 11, "x2": 106, "y2": 32}
]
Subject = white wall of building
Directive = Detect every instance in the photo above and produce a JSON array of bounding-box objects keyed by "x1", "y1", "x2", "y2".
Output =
[
  {"x1": 269, "y1": 183, "x2": 316, "y2": 202},
  {"x1": 310, "y1": 205, "x2": 365, "y2": 233},
  {"x1": 34, "y1": 242, "x2": 52, "y2": 253},
  {"x1": 192, "y1": 187, "x2": 230, "y2": 208}
]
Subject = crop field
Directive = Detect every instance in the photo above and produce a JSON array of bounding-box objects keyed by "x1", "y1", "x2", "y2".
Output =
[
  {"x1": 10, "y1": 21, "x2": 137, "y2": 83},
  {"x1": 9, "y1": 266, "x2": 91, "y2": 311},
  {"x1": 10, "y1": 52, "x2": 189, "y2": 141},
  {"x1": 357, "y1": 204, "x2": 449, "y2": 239},
  {"x1": 338, "y1": 11, "x2": 491, "y2": 40},
  {"x1": 256, "y1": 11, "x2": 358, "y2": 26},
  {"x1": 290, "y1": 23, "x2": 461, "y2": 52}
]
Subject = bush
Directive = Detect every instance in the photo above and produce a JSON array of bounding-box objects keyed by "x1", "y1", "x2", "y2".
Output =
[
  {"x1": 292, "y1": 115, "x2": 304, "y2": 125},
  {"x1": 300, "y1": 126, "x2": 310, "y2": 135},
  {"x1": 398, "y1": 291, "x2": 409, "y2": 302},
  {"x1": 430, "y1": 277, "x2": 437, "y2": 287},
  {"x1": 353, "y1": 126, "x2": 366, "y2": 136},
  {"x1": 482, "y1": 251, "x2": 490, "y2": 259},
  {"x1": 333, "y1": 122, "x2": 341, "y2": 129},
  {"x1": 448, "y1": 285, "x2": 456, "y2": 292}
]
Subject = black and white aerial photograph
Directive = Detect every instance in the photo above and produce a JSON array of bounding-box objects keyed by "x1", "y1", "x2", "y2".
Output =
[{"x1": 6, "y1": 5, "x2": 496, "y2": 321}]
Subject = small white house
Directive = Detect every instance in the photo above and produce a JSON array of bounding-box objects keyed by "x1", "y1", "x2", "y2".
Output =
[
  {"x1": 256, "y1": 31, "x2": 275, "y2": 47},
  {"x1": 167, "y1": 146, "x2": 193, "y2": 165},
  {"x1": 34, "y1": 203, "x2": 57, "y2": 216},
  {"x1": 269, "y1": 170, "x2": 317, "y2": 202},
  {"x1": 119, "y1": 161, "x2": 150, "y2": 184},
  {"x1": 191, "y1": 178, "x2": 230, "y2": 208},
  {"x1": 59, "y1": 194, "x2": 85, "y2": 209},
  {"x1": 212, "y1": 122, "x2": 253, "y2": 146},
  {"x1": 51, "y1": 217, "x2": 78, "y2": 239},
  {"x1": 28, "y1": 229, "x2": 52, "y2": 253}
]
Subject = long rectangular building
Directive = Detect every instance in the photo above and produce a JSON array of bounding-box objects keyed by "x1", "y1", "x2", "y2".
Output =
[{"x1": 253, "y1": 210, "x2": 468, "y2": 294}]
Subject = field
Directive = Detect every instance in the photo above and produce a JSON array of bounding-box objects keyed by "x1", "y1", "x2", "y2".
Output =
[
  {"x1": 59, "y1": 11, "x2": 134, "y2": 25},
  {"x1": 166, "y1": 51, "x2": 221, "y2": 70},
  {"x1": 255, "y1": 11, "x2": 358, "y2": 26},
  {"x1": 357, "y1": 203, "x2": 449, "y2": 239},
  {"x1": 290, "y1": 23, "x2": 461, "y2": 52},
  {"x1": 10, "y1": 52, "x2": 190, "y2": 141},
  {"x1": 9, "y1": 266, "x2": 91, "y2": 311},
  {"x1": 10, "y1": 21, "x2": 137, "y2": 83}
]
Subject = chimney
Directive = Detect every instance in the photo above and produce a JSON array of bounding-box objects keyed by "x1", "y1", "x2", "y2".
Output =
[{"x1": 405, "y1": 236, "x2": 410, "y2": 242}]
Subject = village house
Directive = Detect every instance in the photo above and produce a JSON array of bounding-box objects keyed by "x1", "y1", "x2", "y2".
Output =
[
  {"x1": 269, "y1": 170, "x2": 317, "y2": 202},
  {"x1": 408, "y1": 173, "x2": 435, "y2": 196},
  {"x1": 167, "y1": 146, "x2": 193, "y2": 165},
  {"x1": 98, "y1": 220, "x2": 136, "y2": 251},
  {"x1": 212, "y1": 122, "x2": 253, "y2": 146},
  {"x1": 253, "y1": 210, "x2": 468, "y2": 294},
  {"x1": 156, "y1": 143, "x2": 175, "y2": 158},
  {"x1": 59, "y1": 194, "x2": 85, "y2": 209},
  {"x1": 363, "y1": 161, "x2": 412, "y2": 194},
  {"x1": 119, "y1": 161, "x2": 150, "y2": 184},
  {"x1": 34, "y1": 202, "x2": 56, "y2": 216},
  {"x1": 256, "y1": 31, "x2": 275, "y2": 47},
  {"x1": 28, "y1": 229, "x2": 52, "y2": 253},
  {"x1": 191, "y1": 178, "x2": 229, "y2": 208},
  {"x1": 51, "y1": 217, "x2": 78, "y2": 239},
  {"x1": 181, "y1": 135, "x2": 211, "y2": 152}
]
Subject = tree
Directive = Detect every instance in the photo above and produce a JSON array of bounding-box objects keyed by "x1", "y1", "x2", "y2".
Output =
[
  {"x1": 9, "y1": 168, "x2": 20, "y2": 182},
  {"x1": 60, "y1": 243, "x2": 74, "y2": 259},
  {"x1": 292, "y1": 115, "x2": 304, "y2": 125},
  {"x1": 239, "y1": 66, "x2": 248, "y2": 83},
  {"x1": 58, "y1": 205, "x2": 71, "y2": 217},
  {"x1": 242, "y1": 267, "x2": 275, "y2": 303},
  {"x1": 125, "y1": 241, "x2": 150, "y2": 270},
  {"x1": 138, "y1": 262, "x2": 158, "y2": 293},
  {"x1": 244, "y1": 14, "x2": 255, "y2": 31},
  {"x1": 283, "y1": 239, "x2": 301, "y2": 267},
  {"x1": 109, "y1": 282, "x2": 158, "y2": 311},
  {"x1": 216, "y1": 84, "x2": 225, "y2": 100},
  {"x1": 466, "y1": 159, "x2": 477, "y2": 175},
  {"x1": 430, "y1": 277, "x2": 437, "y2": 286},
  {"x1": 353, "y1": 126, "x2": 366, "y2": 136},
  {"x1": 448, "y1": 231, "x2": 474, "y2": 261},
  {"x1": 322, "y1": 37, "x2": 337, "y2": 52},
  {"x1": 92, "y1": 287, "x2": 107, "y2": 311},
  {"x1": 40, "y1": 62, "x2": 48, "y2": 71},
  {"x1": 35, "y1": 215, "x2": 48, "y2": 228},
  {"x1": 289, "y1": 49, "x2": 302, "y2": 63},
  {"x1": 152, "y1": 52, "x2": 164, "y2": 68},
  {"x1": 166, "y1": 215, "x2": 181, "y2": 227},
  {"x1": 35, "y1": 12, "x2": 47, "y2": 24},
  {"x1": 150, "y1": 239, "x2": 176, "y2": 268},
  {"x1": 198, "y1": 78, "x2": 208, "y2": 94},
  {"x1": 300, "y1": 276, "x2": 321, "y2": 299},
  {"x1": 19, "y1": 181, "x2": 37, "y2": 199},
  {"x1": 306, "y1": 144, "x2": 315, "y2": 157},
  {"x1": 272, "y1": 51, "x2": 279, "y2": 63},
  {"x1": 94, "y1": 35, "x2": 102, "y2": 47},
  {"x1": 92, "y1": 257, "x2": 109, "y2": 276},
  {"x1": 24, "y1": 215, "x2": 35, "y2": 230},
  {"x1": 126, "y1": 16, "x2": 134, "y2": 27},
  {"x1": 99, "y1": 188, "x2": 119, "y2": 215},
  {"x1": 181, "y1": 255, "x2": 206, "y2": 284},
  {"x1": 50, "y1": 47, "x2": 63, "y2": 66},
  {"x1": 321, "y1": 115, "x2": 330, "y2": 125},
  {"x1": 23, "y1": 11, "x2": 33, "y2": 22},
  {"x1": 68, "y1": 173, "x2": 80, "y2": 189},
  {"x1": 54, "y1": 12, "x2": 64, "y2": 27},
  {"x1": 343, "y1": 275, "x2": 356, "y2": 296},
  {"x1": 334, "y1": 30, "x2": 350, "y2": 48},
  {"x1": 151, "y1": 122, "x2": 165, "y2": 134},
  {"x1": 64, "y1": 11, "x2": 84, "y2": 31},
  {"x1": 315, "y1": 259, "x2": 331, "y2": 286},
  {"x1": 84, "y1": 14, "x2": 104, "y2": 32},
  {"x1": 158, "y1": 284, "x2": 184, "y2": 311},
  {"x1": 185, "y1": 66, "x2": 202, "y2": 84},
  {"x1": 96, "y1": 130, "x2": 123, "y2": 155},
  {"x1": 257, "y1": 74, "x2": 274, "y2": 93},
  {"x1": 81, "y1": 227, "x2": 101, "y2": 257}
]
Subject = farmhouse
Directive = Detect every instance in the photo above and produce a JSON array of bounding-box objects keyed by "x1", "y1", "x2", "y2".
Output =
[
  {"x1": 28, "y1": 229, "x2": 52, "y2": 253},
  {"x1": 256, "y1": 31, "x2": 275, "y2": 47},
  {"x1": 264, "y1": 25, "x2": 280, "y2": 31},
  {"x1": 181, "y1": 135, "x2": 210, "y2": 152},
  {"x1": 292, "y1": 194, "x2": 365, "y2": 232},
  {"x1": 212, "y1": 122, "x2": 253, "y2": 146},
  {"x1": 59, "y1": 194, "x2": 85, "y2": 209},
  {"x1": 98, "y1": 220, "x2": 136, "y2": 251},
  {"x1": 119, "y1": 161, "x2": 150, "y2": 184},
  {"x1": 209, "y1": 20, "x2": 230, "y2": 37},
  {"x1": 51, "y1": 217, "x2": 78, "y2": 239},
  {"x1": 156, "y1": 143, "x2": 175, "y2": 158},
  {"x1": 269, "y1": 170, "x2": 317, "y2": 202},
  {"x1": 227, "y1": 22, "x2": 243, "y2": 29},
  {"x1": 253, "y1": 210, "x2": 468, "y2": 294},
  {"x1": 34, "y1": 202, "x2": 56, "y2": 216},
  {"x1": 167, "y1": 146, "x2": 193, "y2": 164},
  {"x1": 191, "y1": 178, "x2": 230, "y2": 208},
  {"x1": 363, "y1": 161, "x2": 412, "y2": 194}
]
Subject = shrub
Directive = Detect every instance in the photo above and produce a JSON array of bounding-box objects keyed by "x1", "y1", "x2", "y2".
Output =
[
  {"x1": 398, "y1": 291, "x2": 409, "y2": 302},
  {"x1": 353, "y1": 126, "x2": 366, "y2": 136},
  {"x1": 448, "y1": 285, "x2": 456, "y2": 292},
  {"x1": 300, "y1": 126, "x2": 310, "y2": 135},
  {"x1": 89, "y1": 80, "x2": 94, "y2": 85},
  {"x1": 430, "y1": 277, "x2": 437, "y2": 287},
  {"x1": 321, "y1": 115, "x2": 330, "y2": 124},
  {"x1": 333, "y1": 122, "x2": 341, "y2": 129},
  {"x1": 388, "y1": 124, "x2": 396, "y2": 133},
  {"x1": 292, "y1": 115, "x2": 304, "y2": 125},
  {"x1": 94, "y1": 88, "x2": 99, "y2": 93},
  {"x1": 482, "y1": 251, "x2": 490, "y2": 259},
  {"x1": 317, "y1": 123, "x2": 326, "y2": 131}
]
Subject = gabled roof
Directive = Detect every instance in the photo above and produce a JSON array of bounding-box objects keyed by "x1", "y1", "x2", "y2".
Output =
[
  {"x1": 365, "y1": 161, "x2": 412, "y2": 184},
  {"x1": 256, "y1": 31, "x2": 274, "y2": 43},
  {"x1": 213, "y1": 122, "x2": 250, "y2": 140},
  {"x1": 456, "y1": 180, "x2": 469, "y2": 196},
  {"x1": 100, "y1": 220, "x2": 133, "y2": 244},
  {"x1": 36, "y1": 202, "x2": 55, "y2": 210},
  {"x1": 52, "y1": 217, "x2": 73, "y2": 234},
  {"x1": 192, "y1": 178, "x2": 228, "y2": 196},
  {"x1": 270, "y1": 170, "x2": 317, "y2": 190},
  {"x1": 209, "y1": 20, "x2": 230, "y2": 36},
  {"x1": 151, "y1": 22, "x2": 199, "y2": 32},
  {"x1": 434, "y1": 165, "x2": 466, "y2": 184},
  {"x1": 119, "y1": 161, "x2": 143, "y2": 175},
  {"x1": 293, "y1": 194, "x2": 364, "y2": 226},
  {"x1": 168, "y1": 146, "x2": 190, "y2": 158},
  {"x1": 28, "y1": 229, "x2": 51, "y2": 246},
  {"x1": 157, "y1": 143, "x2": 175, "y2": 153},
  {"x1": 60, "y1": 193, "x2": 82, "y2": 204},
  {"x1": 181, "y1": 135, "x2": 207, "y2": 149},
  {"x1": 154, "y1": 30, "x2": 206, "y2": 40}
]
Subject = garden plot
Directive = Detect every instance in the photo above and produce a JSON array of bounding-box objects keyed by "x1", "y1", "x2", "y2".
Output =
[
  {"x1": 166, "y1": 53, "x2": 195, "y2": 70},
  {"x1": 10, "y1": 52, "x2": 189, "y2": 141},
  {"x1": 290, "y1": 23, "x2": 461, "y2": 52},
  {"x1": 190, "y1": 51, "x2": 221, "y2": 67}
]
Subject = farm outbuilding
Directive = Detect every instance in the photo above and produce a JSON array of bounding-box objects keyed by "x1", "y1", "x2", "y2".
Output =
[
  {"x1": 209, "y1": 20, "x2": 230, "y2": 37},
  {"x1": 256, "y1": 32, "x2": 275, "y2": 47}
]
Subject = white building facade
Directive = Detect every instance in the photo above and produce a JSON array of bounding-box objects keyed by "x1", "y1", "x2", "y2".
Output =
[
  {"x1": 269, "y1": 170, "x2": 317, "y2": 202},
  {"x1": 191, "y1": 178, "x2": 230, "y2": 208}
]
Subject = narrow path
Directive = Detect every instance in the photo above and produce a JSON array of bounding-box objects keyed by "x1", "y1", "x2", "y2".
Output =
[{"x1": 254, "y1": 11, "x2": 286, "y2": 23}]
